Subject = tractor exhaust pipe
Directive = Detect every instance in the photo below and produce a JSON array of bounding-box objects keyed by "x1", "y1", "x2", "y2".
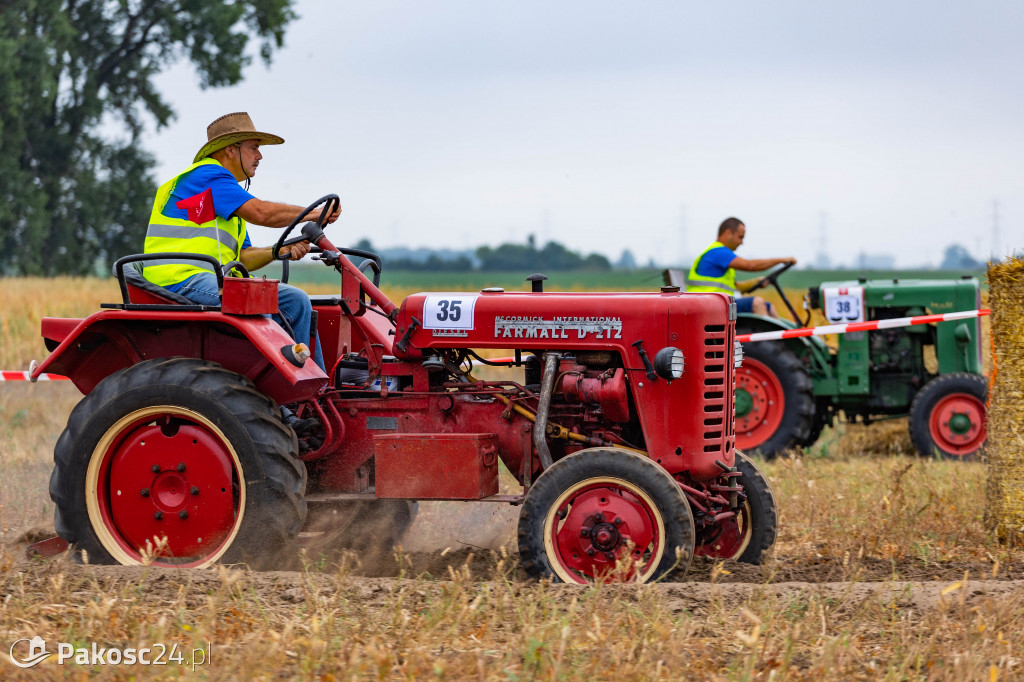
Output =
[{"x1": 533, "y1": 353, "x2": 559, "y2": 471}]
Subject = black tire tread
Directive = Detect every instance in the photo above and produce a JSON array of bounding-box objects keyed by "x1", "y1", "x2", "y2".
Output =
[
  {"x1": 733, "y1": 452, "x2": 778, "y2": 564},
  {"x1": 798, "y1": 398, "x2": 832, "y2": 448}
]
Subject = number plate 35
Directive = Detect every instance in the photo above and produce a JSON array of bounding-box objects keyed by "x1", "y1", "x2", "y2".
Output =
[{"x1": 422, "y1": 294, "x2": 479, "y2": 330}]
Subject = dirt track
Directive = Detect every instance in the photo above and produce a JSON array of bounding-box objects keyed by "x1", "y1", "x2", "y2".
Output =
[
  {"x1": 10, "y1": 525, "x2": 1024, "y2": 619},
  {"x1": 8, "y1": 548, "x2": 1024, "y2": 622}
]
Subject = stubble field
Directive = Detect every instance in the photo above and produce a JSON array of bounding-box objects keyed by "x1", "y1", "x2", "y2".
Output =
[{"x1": 0, "y1": 275, "x2": 1020, "y2": 681}]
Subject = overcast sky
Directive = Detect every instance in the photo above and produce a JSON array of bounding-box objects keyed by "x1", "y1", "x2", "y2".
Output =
[{"x1": 148, "y1": 0, "x2": 1024, "y2": 268}]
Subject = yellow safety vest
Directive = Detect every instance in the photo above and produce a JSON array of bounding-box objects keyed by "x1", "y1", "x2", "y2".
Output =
[
  {"x1": 142, "y1": 158, "x2": 248, "y2": 287},
  {"x1": 686, "y1": 241, "x2": 736, "y2": 294}
]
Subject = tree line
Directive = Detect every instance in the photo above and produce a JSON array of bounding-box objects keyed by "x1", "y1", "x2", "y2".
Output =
[
  {"x1": 353, "y1": 236, "x2": 612, "y2": 272},
  {"x1": 0, "y1": 0, "x2": 297, "y2": 276}
]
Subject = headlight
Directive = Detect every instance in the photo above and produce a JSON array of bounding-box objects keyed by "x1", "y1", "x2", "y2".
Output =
[
  {"x1": 734, "y1": 339, "x2": 744, "y2": 369},
  {"x1": 653, "y1": 347, "x2": 684, "y2": 380}
]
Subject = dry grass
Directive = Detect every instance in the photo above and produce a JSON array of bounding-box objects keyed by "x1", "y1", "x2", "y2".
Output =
[
  {"x1": 2, "y1": 276, "x2": 1020, "y2": 680},
  {"x1": 1, "y1": 548, "x2": 1022, "y2": 681}
]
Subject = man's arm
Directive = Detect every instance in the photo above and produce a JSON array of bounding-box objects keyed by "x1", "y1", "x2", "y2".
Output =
[
  {"x1": 235, "y1": 198, "x2": 341, "y2": 228},
  {"x1": 728, "y1": 255, "x2": 796, "y2": 272},
  {"x1": 731, "y1": 256, "x2": 797, "y2": 292}
]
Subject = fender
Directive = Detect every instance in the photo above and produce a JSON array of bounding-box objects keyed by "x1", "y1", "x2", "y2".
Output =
[{"x1": 33, "y1": 309, "x2": 327, "y2": 403}]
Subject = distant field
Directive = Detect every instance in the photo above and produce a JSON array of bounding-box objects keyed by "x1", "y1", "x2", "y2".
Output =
[
  {"x1": 286, "y1": 264, "x2": 988, "y2": 293},
  {"x1": 285, "y1": 265, "x2": 668, "y2": 291}
]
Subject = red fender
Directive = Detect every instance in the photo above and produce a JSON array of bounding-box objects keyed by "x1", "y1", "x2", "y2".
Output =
[{"x1": 34, "y1": 309, "x2": 327, "y2": 403}]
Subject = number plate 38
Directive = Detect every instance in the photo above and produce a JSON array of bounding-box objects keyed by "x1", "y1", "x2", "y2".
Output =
[{"x1": 822, "y1": 286, "x2": 864, "y2": 323}]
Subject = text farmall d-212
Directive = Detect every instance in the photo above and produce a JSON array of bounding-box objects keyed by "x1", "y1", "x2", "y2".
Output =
[
  {"x1": 33, "y1": 197, "x2": 775, "y2": 582},
  {"x1": 725, "y1": 263, "x2": 987, "y2": 460}
]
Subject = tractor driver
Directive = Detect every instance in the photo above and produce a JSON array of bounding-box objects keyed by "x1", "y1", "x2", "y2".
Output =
[
  {"x1": 142, "y1": 112, "x2": 339, "y2": 372},
  {"x1": 686, "y1": 217, "x2": 796, "y2": 318}
]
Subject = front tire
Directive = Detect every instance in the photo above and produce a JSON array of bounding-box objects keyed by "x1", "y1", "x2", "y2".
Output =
[
  {"x1": 693, "y1": 452, "x2": 778, "y2": 564},
  {"x1": 734, "y1": 340, "x2": 814, "y2": 458},
  {"x1": 50, "y1": 358, "x2": 307, "y2": 568},
  {"x1": 518, "y1": 448, "x2": 695, "y2": 583},
  {"x1": 909, "y1": 373, "x2": 987, "y2": 460}
]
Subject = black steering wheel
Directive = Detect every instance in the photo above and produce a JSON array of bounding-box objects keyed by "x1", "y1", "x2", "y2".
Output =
[
  {"x1": 272, "y1": 194, "x2": 340, "y2": 261},
  {"x1": 749, "y1": 260, "x2": 796, "y2": 292},
  {"x1": 272, "y1": 194, "x2": 340, "y2": 284}
]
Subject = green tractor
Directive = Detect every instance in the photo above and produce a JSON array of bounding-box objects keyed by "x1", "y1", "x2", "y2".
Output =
[{"x1": 668, "y1": 265, "x2": 988, "y2": 459}]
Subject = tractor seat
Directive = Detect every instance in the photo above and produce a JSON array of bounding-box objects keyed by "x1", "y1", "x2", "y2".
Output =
[{"x1": 118, "y1": 262, "x2": 194, "y2": 306}]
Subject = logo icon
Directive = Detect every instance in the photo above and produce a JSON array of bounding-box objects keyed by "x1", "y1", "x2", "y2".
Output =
[{"x1": 10, "y1": 635, "x2": 53, "y2": 668}]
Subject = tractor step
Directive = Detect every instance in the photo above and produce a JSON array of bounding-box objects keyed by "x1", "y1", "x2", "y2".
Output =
[{"x1": 26, "y1": 536, "x2": 69, "y2": 559}]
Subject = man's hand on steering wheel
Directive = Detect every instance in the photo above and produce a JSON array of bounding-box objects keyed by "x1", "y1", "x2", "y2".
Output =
[
  {"x1": 281, "y1": 240, "x2": 312, "y2": 261},
  {"x1": 748, "y1": 257, "x2": 797, "y2": 292},
  {"x1": 322, "y1": 205, "x2": 341, "y2": 224},
  {"x1": 273, "y1": 195, "x2": 341, "y2": 262}
]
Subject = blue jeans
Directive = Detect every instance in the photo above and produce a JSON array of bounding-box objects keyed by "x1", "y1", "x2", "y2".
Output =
[
  {"x1": 175, "y1": 273, "x2": 326, "y2": 371},
  {"x1": 735, "y1": 296, "x2": 775, "y2": 316}
]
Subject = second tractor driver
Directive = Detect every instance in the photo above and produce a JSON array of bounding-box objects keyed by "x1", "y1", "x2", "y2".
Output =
[{"x1": 687, "y1": 217, "x2": 796, "y2": 318}]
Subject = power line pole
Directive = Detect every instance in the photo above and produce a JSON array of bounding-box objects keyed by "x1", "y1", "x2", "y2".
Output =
[
  {"x1": 679, "y1": 204, "x2": 688, "y2": 268},
  {"x1": 992, "y1": 199, "x2": 1000, "y2": 262},
  {"x1": 815, "y1": 211, "x2": 830, "y2": 269}
]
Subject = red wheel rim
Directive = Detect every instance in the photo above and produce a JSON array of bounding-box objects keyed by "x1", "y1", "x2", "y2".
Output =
[
  {"x1": 735, "y1": 357, "x2": 785, "y2": 450},
  {"x1": 694, "y1": 504, "x2": 751, "y2": 560},
  {"x1": 543, "y1": 477, "x2": 665, "y2": 583},
  {"x1": 928, "y1": 392, "x2": 986, "y2": 456},
  {"x1": 86, "y1": 407, "x2": 243, "y2": 567}
]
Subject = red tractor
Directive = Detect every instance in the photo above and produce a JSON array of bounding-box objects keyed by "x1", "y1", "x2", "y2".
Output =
[{"x1": 33, "y1": 196, "x2": 777, "y2": 583}]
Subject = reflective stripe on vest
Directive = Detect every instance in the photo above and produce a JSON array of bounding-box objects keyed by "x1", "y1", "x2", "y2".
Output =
[
  {"x1": 686, "y1": 241, "x2": 736, "y2": 294},
  {"x1": 143, "y1": 158, "x2": 248, "y2": 287}
]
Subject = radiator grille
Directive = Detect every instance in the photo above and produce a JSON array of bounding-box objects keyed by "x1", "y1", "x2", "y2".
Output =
[{"x1": 701, "y1": 321, "x2": 736, "y2": 457}]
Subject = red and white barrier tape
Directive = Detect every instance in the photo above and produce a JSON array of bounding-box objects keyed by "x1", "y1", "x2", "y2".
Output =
[
  {"x1": 735, "y1": 308, "x2": 990, "y2": 343},
  {"x1": 0, "y1": 371, "x2": 70, "y2": 381}
]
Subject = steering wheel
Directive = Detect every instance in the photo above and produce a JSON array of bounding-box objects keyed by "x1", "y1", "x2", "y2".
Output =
[
  {"x1": 272, "y1": 194, "x2": 340, "y2": 262},
  {"x1": 749, "y1": 260, "x2": 795, "y2": 292}
]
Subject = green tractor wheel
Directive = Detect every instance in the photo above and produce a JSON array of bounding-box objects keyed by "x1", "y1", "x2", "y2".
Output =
[{"x1": 909, "y1": 373, "x2": 987, "y2": 460}]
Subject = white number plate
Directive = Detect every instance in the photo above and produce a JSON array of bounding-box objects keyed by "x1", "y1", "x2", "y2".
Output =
[
  {"x1": 422, "y1": 294, "x2": 478, "y2": 330},
  {"x1": 822, "y1": 286, "x2": 864, "y2": 323}
]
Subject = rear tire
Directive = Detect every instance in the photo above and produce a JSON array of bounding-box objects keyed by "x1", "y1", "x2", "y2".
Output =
[
  {"x1": 50, "y1": 358, "x2": 306, "y2": 569},
  {"x1": 909, "y1": 373, "x2": 987, "y2": 460},
  {"x1": 798, "y1": 398, "x2": 833, "y2": 448},
  {"x1": 518, "y1": 448, "x2": 694, "y2": 583},
  {"x1": 734, "y1": 340, "x2": 814, "y2": 458}
]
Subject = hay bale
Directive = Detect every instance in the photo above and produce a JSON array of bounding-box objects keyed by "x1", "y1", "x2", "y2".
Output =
[
  {"x1": 985, "y1": 257, "x2": 1024, "y2": 543},
  {"x1": 841, "y1": 418, "x2": 913, "y2": 456}
]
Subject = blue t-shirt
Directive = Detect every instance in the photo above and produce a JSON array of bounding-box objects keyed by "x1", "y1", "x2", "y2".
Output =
[
  {"x1": 163, "y1": 164, "x2": 253, "y2": 292},
  {"x1": 694, "y1": 245, "x2": 738, "y2": 278}
]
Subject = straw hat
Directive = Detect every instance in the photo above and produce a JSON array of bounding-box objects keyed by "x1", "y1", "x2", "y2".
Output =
[{"x1": 193, "y1": 112, "x2": 285, "y2": 163}]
